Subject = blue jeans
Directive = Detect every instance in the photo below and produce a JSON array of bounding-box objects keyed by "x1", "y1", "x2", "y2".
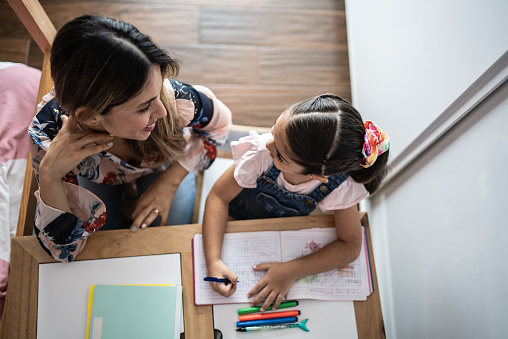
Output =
[{"x1": 77, "y1": 172, "x2": 196, "y2": 230}]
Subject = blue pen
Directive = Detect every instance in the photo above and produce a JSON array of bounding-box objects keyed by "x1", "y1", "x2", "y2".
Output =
[
  {"x1": 203, "y1": 277, "x2": 238, "y2": 284},
  {"x1": 236, "y1": 316, "x2": 298, "y2": 328}
]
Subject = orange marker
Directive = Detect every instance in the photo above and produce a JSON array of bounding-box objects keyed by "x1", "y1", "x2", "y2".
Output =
[{"x1": 238, "y1": 310, "x2": 300, "y2": 322}]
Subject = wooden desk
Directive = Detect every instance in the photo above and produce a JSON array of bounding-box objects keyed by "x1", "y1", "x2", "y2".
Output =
[{"x1": 1, "y1": 213, "x2": 384, "y2": 338}]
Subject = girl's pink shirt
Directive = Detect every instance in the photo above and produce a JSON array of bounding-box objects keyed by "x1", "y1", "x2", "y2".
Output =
[{"x1": 231, "y1": 131, "x2": 369, "y2": 212}]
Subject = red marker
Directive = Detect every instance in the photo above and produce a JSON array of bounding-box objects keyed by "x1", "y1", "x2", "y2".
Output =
[{"x1": 238, "y1": 310, "x2": 300, "y2": 322}]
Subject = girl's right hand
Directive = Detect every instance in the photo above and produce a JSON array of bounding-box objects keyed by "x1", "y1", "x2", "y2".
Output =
[
  {"x1": 39, "y1": 115, "x2": 114, "y2": 182},
  {"x1": 207, "y1": 260, "x2": 238, "y2": 297}
]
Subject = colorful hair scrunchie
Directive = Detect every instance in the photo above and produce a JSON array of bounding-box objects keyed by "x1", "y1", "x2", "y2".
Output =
[{"x1": 360, "y1": 121, "x2": 390, "y2": 168}]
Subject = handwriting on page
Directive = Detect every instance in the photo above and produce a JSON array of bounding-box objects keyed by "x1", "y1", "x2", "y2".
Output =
[
  {"x1": 194, "y1": 232, "x2": 282, "y2": 304},
  {"x1": 281, "y1": 229, "x2": 369, "y2": 300},
  {"x1": 193, "y1": 228, "x2": 371, "y2": 304}
]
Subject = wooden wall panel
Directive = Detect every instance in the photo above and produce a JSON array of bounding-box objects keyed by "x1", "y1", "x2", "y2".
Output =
[
  {"x1": 0, "y1": 38, "x2": 29, "y2": 63},
  {"x1": 41, "y1": 0, "x2": 257, "y2": 4},
  {"x1": 0, "y1": 3, "x2": 31, "y2": 39},
  {"x1": 40, "y1": 3, "x2": 199, "y2": 43},
  {"x1": 208, "y1": 85, "x2": 352, "y2": 127},
  {"x1": 258, "y1": 0, "x2": 345, "y2": 11},
  {"x1": 162, "y1": 43, "x2": 259, "y2": 85},
  {"x1": 260, "y1": 47, "x2": 350, "y2": 86},
  {"x1": 26, "y1": 39, "x2": 43, "y2": 69},
  {"x1": 200, "y1": 8, "x2": 348, "y2": 48},
  {"x1": 4, "y1": 0, "x2": 351, "y2": 134}
]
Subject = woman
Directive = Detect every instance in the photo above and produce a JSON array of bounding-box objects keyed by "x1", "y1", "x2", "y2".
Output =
[{"x1": 29, "y1": 15, "x2": 232, "y2": 262}]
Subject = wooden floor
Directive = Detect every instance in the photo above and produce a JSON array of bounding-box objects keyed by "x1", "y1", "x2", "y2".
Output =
[{"x1": 0, "y1": 0, "x2": 351, "y2": 127}]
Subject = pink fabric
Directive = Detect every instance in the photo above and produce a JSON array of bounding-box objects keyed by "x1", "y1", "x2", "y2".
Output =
[
  {"x1": 0, "y1": 64, "x2": 41, "y2": 163},
  {"x1": 0, "y1": 63, "x2": 41, "y2": 326},
  {"x1": 0, "y1": 259, "x2": 8, "y2": 322},
  {"x1": 231, "y1": 131, "x2": 369, "y2": 212}
]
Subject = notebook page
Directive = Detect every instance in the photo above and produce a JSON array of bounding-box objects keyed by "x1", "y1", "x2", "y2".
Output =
[
  {"x1": 282, "y1": 228, "x2": 371, "y2": 301},
  {"x1": 193, "y1": 231, "x2": 282, "y2": 305}
]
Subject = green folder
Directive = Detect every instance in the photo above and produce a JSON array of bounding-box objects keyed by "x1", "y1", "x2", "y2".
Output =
[{"x1": 88, "y1": 285, "x2": 182, "y2": 339}]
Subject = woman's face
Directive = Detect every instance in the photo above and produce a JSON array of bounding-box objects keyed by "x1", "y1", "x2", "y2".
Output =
[
  {"x1": 93, "y1": 64, "x2": 167, "y2": 141},
  {"x1": 266, "y1": 112, "x2": 305, "y2": 175}
]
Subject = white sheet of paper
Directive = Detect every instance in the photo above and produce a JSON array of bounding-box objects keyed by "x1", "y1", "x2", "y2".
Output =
[
  {"x1": 213, "y1": 299, "x2": 358, "y2": 339},
  {"x1": 37, "y1": 254, "x2": 182, "y2": 339}
]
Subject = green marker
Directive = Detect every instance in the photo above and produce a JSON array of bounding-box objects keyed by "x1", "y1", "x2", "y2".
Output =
[{"x1": 237, "y1": 300, "x2": 299, "y2": 315}]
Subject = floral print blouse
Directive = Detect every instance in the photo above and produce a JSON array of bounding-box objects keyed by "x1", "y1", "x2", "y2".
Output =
[{"x1": 28, "y1": 80, "x2": 232, "y2": 262}]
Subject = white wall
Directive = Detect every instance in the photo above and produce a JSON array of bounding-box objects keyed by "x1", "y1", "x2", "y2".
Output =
[
  {"x1": 345, "y1": 1, "x2": 508, "y2": 338},
  {"x1": 346, "y1": 0, "x2": 508, "y2": 158},
  {"x1": 369, "y1": 84, "x2": 508, "y2": 338}
]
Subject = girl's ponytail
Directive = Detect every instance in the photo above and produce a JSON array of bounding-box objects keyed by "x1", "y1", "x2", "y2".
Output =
[
  {"x1": 350, "y1": 120, "x2": 390, "y2": 193},
  {"x1": 349, "y1": 150, "x2": 389, "y2": 194}
]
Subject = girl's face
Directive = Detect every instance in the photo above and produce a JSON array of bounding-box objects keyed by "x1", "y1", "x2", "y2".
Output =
[
  {"x1": 92, "y1": 65, "x2": 167, "y2": 141},
  {"x1": 266, "y1": 112, "x2": 305, "y2": 175}
]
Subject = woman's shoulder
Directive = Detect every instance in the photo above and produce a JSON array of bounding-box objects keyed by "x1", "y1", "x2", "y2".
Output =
[
  {"x1": 30, "y1": 94, "x2": 64, "y2": 145},
  {"x1": 168, "y1": 79, "x2": 193, "y2": 100},
  {"x1": 164, "y1": 79, "x2": 196, "y2": 127}
]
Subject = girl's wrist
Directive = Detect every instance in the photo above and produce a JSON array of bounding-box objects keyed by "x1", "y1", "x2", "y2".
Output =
[
  {"x1": 284, "y1": 260, "x2": 305, "y2": 281},
  {"x1": 205, "y1": 257, "x2": 222, "y2": 268}
]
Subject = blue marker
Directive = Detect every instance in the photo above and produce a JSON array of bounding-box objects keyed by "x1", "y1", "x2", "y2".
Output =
[
  {"x1": 236, "y1": 316, "x2": 298, "y2": 328},
  {"x1": 203, "y1": 277, "x2": 238, "y2": 284},
  {"x1": 236, "y1": 319, "x2": 309, "y2": 332}
]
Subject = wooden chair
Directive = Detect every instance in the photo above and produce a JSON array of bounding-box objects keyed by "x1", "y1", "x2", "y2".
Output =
[
  {"x1": 0, "y1": 0, "x2": 55, "y2": 336},
  {"x1": 7, "y1": 0, "x2": 56, "y2": 237}
]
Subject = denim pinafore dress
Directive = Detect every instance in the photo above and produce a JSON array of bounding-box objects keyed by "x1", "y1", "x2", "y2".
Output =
[{"x1": 229, "y1": 164, "x2": 349, "y2": 220}]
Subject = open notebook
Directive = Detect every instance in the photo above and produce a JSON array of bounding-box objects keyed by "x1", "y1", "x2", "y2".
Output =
[{"x1": 193, "y1": 227, "x2": 373, "y2": 305}]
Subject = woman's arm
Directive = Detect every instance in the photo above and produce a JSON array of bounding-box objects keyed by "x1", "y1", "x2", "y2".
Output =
[
  {"x1": 131, "y1": 161, "x2": 189, "y2": 229},
  {"x1": 31, "y1": 113, "x2": 115, "y2": 262},
  {"x1": 202, "y1": 164, "x2": 244, "y2": 297},
  {"x1": 248, "y1": 205, "x2": 363, "y2": 311}
]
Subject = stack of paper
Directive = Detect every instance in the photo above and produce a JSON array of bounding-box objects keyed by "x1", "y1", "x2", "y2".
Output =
[{"x1": 86, "y1": 284, "x2": 183, "y2": 339}]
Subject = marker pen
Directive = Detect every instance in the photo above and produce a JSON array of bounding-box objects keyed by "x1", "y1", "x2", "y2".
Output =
[
  {"x1": 236, "y1": 316, "x2": 298, "y2": 328},
  {"x1": 238, "y1": 310, "x2": 300, "y2": 322},
  {"x1": 237, "y1": 300, "x2": 299, "y2": 315}
]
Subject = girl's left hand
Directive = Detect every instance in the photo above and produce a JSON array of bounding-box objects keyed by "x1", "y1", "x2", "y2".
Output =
[{"x1": 247, "y1": 262, "x2": 297, "y2": 312}]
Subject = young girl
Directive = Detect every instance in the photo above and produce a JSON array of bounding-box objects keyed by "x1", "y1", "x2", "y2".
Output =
[
  {"x1": 202, "y1": 94, "x2": 389, "y2": 311},
  {"x1": 29, "y1": 15, "x2": 231, "y2": 262}
]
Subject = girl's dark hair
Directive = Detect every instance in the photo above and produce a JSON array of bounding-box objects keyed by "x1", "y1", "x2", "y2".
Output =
[
  {"x1": 285, "y1": 94, "x2": 389, "y2": 194},
  {"x1": 51, "y1": 14, "x2": 185, "y2": 165}
]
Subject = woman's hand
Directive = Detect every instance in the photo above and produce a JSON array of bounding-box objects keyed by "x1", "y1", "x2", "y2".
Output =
[
  {"x1": 247, "y1": 262, "x2": 298, "y2": 311},
  {"x1": 206, "y1": 260, "x2": 238, "y2": 297},
  {"x1": 39, "y1": 115, "x2": 114, "y2": 182},
  {"x1": 131, "y1": 176, "x2": 176, "y2": 229},
  {"x1": 38, "y1": 115, "x2": 114, "y2": 212},
  {"x1": 131, "y1": 162, "x2": 189, "y2": 231}
]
